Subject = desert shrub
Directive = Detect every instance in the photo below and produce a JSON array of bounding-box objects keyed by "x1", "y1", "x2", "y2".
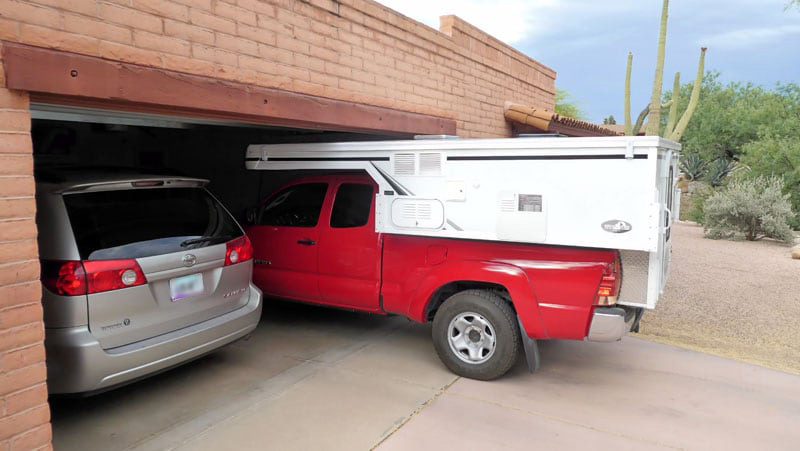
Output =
[
  {"x1": 739, "y1": 135, "x2": 800, "y2": 229},
  {"x1": 703, "y1": 176, "x2": 795, "y2": 243},
  {"x1": 687, "y1": 182, "x2": 714, "y2": 223}
]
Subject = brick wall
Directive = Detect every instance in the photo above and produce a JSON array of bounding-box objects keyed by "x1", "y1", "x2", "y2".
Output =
[
  {"x1": 0, "y1": 42, "x2": 52, "y2": 451},
  {"x1": 0, "y1": 1, "x2": 555, "y2": 446},
  {"x1": 0, "y1": 0, "x2": 555, "y2": 138}
]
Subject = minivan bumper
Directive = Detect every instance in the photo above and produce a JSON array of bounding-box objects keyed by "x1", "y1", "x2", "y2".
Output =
[{"x1": 45, "y1": 283, "x2": 262, "y2": 394}]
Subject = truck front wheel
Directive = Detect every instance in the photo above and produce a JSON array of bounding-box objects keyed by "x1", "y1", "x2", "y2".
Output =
[{"x1": 432, "y1": 289, "x2": 520, "y2": 380}]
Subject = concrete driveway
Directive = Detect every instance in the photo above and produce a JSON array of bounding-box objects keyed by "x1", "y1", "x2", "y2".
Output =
[{"x1": 51, "y1": 302, "x2": 800, "y2": 451}]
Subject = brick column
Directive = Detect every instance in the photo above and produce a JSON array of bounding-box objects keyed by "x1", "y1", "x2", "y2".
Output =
[{"x1": 0, "y1": 44, "x2": 53, "y2": 450}]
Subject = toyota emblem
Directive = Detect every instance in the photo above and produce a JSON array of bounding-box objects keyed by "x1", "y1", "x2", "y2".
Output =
[{"x1": 182, "y1": 254, "x2": 197, "y2": 267}]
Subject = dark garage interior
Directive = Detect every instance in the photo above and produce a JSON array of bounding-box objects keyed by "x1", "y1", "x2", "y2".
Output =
[{"x1": 30, "y1": 107, "x2": 395, "y2": 222}]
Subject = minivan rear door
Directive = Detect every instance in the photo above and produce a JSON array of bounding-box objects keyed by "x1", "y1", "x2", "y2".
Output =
[{"x1": 63, "y1": 183, "x2": 252, "y2": 349}]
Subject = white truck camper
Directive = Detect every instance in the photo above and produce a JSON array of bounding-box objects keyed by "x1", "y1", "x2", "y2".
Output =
[{"x1": 246, "y1": 135, "x2": 680, "y2": 312}]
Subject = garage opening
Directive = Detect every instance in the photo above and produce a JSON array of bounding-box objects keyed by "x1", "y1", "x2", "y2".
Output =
[{"x1": 31, "y1": 104, "x2": 396, "y2": 221}]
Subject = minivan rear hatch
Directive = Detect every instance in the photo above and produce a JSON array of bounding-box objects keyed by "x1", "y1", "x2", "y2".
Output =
[{"x1": 62, "y1": 181, "x2": 252, "y2": 349}]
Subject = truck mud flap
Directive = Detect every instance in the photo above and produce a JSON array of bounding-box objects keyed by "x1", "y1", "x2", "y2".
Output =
[{"x1": 517, "y1": 316, "x2": 541, "y2": 373}]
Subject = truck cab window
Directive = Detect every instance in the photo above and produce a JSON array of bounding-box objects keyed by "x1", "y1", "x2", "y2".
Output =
[
  {"x1": 259, "y1": 183, "x2": 327, "y2": 227},
  {"x1": 330, "y1": 183, "x2": 373, "y2": 228}
]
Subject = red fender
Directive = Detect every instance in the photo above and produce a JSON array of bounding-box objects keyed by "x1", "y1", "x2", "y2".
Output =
[{"x1": 403, "y1": 260, "x2": 550, "y2": 340}]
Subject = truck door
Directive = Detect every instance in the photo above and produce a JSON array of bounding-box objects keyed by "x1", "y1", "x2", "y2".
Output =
[
  {"x1": 318, "y1": 180, "x2": 382, "y2": 311},
  {"x1": 247, "y1": 182, "x2": 328, "y2": 302}
]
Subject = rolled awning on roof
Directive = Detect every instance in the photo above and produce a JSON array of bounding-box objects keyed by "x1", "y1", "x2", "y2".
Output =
[{"x1": 504, "y1": 101, "x2": 621, "y2": 137}]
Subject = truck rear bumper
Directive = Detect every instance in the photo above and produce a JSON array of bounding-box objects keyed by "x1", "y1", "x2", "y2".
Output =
[{"x1": 586, "y1": 307, "x2": 627, "y2": 342}]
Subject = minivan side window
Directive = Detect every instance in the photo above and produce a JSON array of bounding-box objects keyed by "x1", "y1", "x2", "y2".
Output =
[
  {"x1": 259, "y1": 183, "x2": 327, "y2": 227},
  {"x1": 330, "y1": 184, "x2": 374, "y2": 228}
]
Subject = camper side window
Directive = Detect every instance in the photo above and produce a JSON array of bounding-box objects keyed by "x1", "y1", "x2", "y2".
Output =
[{"x1": 259, "y1": 183, "x2": 328, "y2": 227}]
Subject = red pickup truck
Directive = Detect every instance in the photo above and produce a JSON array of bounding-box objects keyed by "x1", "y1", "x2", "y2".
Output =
[{"x1": 246, "y1": 174, "x2": 627, "y2": 380}]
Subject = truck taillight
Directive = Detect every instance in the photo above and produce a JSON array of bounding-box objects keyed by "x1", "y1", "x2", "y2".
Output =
[
  {"x1": 594, "y1": 258, "x2": 621, "y2": 306},
  {"x1": 225, "y1": 235, "x2": 253, "y2": 266},
  {"x1": 41, "y1": 259, "x2": 146, "y2": 295}
]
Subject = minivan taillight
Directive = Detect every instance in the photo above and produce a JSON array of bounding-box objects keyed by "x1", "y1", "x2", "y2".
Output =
[
  {"x1": 83, "y1": 260, "x2": 147, "y2": 294},
  {"x1": 42, "y1": 260, "x2": 87, "y2": 296},
  {"x1": 41, "y1": 259, "x2": 146, "y2": 295},
  {"x1": 594, "y1": 258, "x2": 621, "y2": 306},
  {"x1": 225, "y1": 236, "x2": 253, "y2": 266}
]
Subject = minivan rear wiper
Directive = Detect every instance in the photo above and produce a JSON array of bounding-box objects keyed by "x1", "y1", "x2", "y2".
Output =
[{"x1": 180, "y1": 235, "x2": 235, "y2": 247}]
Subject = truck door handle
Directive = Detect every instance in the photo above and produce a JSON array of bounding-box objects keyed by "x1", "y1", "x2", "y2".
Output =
[{"x1": 297, "y1": 239, "x2": 316, "y2": 246}]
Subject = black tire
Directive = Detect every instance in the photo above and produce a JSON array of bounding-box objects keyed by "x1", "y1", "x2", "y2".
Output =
[{"x1": 431, "y1": 289, "x2": 520, "y2": 380}]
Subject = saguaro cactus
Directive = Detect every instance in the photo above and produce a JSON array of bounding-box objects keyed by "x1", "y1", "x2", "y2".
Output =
[
  {"x1": 623, "y1": 0, "x2": 706, "y2": 139},
  {"x1": 645, "y1": 0, "x2": 670, "y2": 136},
  {"x1": 668, "y1": 47, "x2": 707, "y2": 141}
]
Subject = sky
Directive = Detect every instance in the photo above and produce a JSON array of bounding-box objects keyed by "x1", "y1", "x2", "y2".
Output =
[{"x1": 375, "y1": 0, "x2": 800, "y2": 123}]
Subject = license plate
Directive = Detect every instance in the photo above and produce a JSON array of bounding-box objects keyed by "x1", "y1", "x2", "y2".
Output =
[{"x1": 169, "y1": 273, "x2": 204, "y2": 301}]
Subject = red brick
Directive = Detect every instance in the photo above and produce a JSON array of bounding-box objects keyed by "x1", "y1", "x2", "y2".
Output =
[
  {"x1": 0, "y1": 260, "x2": 39, "y2": 287},
  {"x1": 214, "y1": 1, "x2": 257, "y2": 26},
  {"x1": 0, "y1": 239, "x2": 37, "y2": 266},
  {"x1": 189, "y1": 9, "x2": 236, "y2": 35},
  {"x1": 237, "y1": 23, "x2": 277, "y2": 46},
  {"x1": 215, "y1": 33, "x2": 259, "y2": 57},
  {"x1": 134, "y1": 0, "x2": 189, "y2": 22},
  {"x1": 134, "y1": 30, "x2": 190, "y2": 57},
  {"x1": 275, "y1": 7, "x2": 311, "y2": 29},
  {"x1": 0, "y1": 177, "x2": 34, "y2": 197},
  {"x1": 257, "y1": 44, "x2": 292, "y2": 64},
  {"x1": 0, "y1": 17, "x2": 20, "y2": 41},
  {"x1": 4, "y1": 383, "x2": 47, "y2": 415},
  {"x1": 9, "y1": 423, "x2": 51, "y2": 451},
  {"x1": 0, "y1": 0, "x2": 62, "y2": 29},
  {"x1": 0, "y1": 134, "x2": 32, "y2": 155},
  {"x1": 161, "y1": 55, "x2": 217, "y2": 78},
  {"x1": 0, "y1": 403, "x2": 49, "y2": 440},
  {"x1": 0, "y1": 343, "x2": 45, "y2": 373},
  {"x1": 0, "y1": 281, "x2": 40, "y2": 310},
  {"x1": 19, "y1": 24, "x2": 100, "y2": 56},
  {"x1": 0, "y1": 219, "x2": 36, "y2": 242},
  {"x1": 98, "y1": 41, "x2": 163, "y2": 68},
  {"x1": 191, "y1": 44, "x2": 238, "y2": 66},
  {"x1": 0, "y1": 155, "x2": 32, "y2": 175},
  {"x1": 324, "y1": 61, "x2": 350, "y2": 79},
  {"x1": 29, "y1": 0, "x2": 96, "y2": 16},
  {"x1": 0, "y1": 112, "x2": 30, "y2": 133},
  {"x1": 0, "y1": 89, "x2": 28, "y2": 110},
  {"x1": 237, "y1": 0, "x2": 276, "y2": 17},
  {"x1": 0, "y1": 363, "x2": 46, "y2": 400},
  {"x1": 63, "y1": 14, "x2": 132, "y2": 44},
  {"x1": 98, "y1": 3, "x2": 163, "y2": 34},
  {"x1": 237, "y1": 54, "x2": 275, "y2": 74},
  {"x1": 0, "y1": 301, "x2": 42, "y2": 330},
  {"x1": 275, "y1": 34, "x2": 309, "y2": 55},
  {"x1": 164, "y1": 20, "x2": 214, "y2": 46}
]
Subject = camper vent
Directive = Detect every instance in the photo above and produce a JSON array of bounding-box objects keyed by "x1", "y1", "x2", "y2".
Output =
[
  {"x1": 393, "y1": 153, "x2": 416, "y2": 176},
  {"x1": 391, "y1": 199, "x2": 444, "y2": 229},
  {"x1": 499, "y1": 199, "x2": 516, "y2": 213},
  {"x1": 418, "y1": 153, "x2": 442, "y2": 175}
]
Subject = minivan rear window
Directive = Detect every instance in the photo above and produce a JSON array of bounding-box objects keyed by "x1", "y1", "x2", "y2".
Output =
[{"x1": 63, "y1": 187, "x2": 242, "y2": 260}]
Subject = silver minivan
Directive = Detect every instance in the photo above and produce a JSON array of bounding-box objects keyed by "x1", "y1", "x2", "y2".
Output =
[{"x1": 36, "y1": 169, "x2": 262, "y2": 394}]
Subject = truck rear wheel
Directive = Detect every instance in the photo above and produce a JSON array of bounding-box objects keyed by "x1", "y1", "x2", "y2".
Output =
[{"x1": 432, "y1": 289, "x2": 520, "y2": 380}]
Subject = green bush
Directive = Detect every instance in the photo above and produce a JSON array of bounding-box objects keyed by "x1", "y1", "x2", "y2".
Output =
[
  {"x1": 703, "y1": 176, "x2": 795, "y2": 243},
  {"x1": 687, "y1": 182, "x2": 714, "y2": 223}
]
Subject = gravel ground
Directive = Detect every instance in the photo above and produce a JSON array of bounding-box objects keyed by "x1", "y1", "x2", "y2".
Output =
[{"x1": 638, "y1": 221, "x2": 800, "y2": 375}]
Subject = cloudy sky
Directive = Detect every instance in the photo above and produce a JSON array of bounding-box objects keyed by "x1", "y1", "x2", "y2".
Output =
[{"x1": 376, "y1": 0, "x2": 800, "y2": 123}]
